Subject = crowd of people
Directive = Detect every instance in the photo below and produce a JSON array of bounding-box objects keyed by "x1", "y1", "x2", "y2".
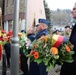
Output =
[
  {"x1": 0, "y1": 2, "x2": 76, "y2": 75},
  {"x1": 52, "y1": 25, "x2": 72, "y2": 38},
  {"x1": 20, "y1": 3, "x2": 76, "y2": 75}
]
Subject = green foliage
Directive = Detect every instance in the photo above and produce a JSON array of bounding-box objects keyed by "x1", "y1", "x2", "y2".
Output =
[
  {"x1": 43, "y1": 0, "x2": 52, "y2": 33},
  {"x1": 26, "y1": 35, "x2": 74, "y2": 72},
  {"x1": 18, "y1": 33, "x2": 31, "y2": 55}
]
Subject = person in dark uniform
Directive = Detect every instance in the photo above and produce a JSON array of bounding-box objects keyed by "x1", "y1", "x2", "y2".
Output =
[
  {"x1": 20, "y1": 51, "x2": 28, "y2": 75},
  {"x1": 4, "y1": 40, "x2": 11, "y2": 68},
  {"x1": 60, "y1": 3, "x2": 76, "y2": 75},
  {"x1": 19, "y1": 30, "x2": 28, "y2": 75},
  {"x1": 29, "y1": 18, "x2": 50, "y2": 75},
  {"x1": 27, "y1": 28, "x2": 35, "y2": 42}
]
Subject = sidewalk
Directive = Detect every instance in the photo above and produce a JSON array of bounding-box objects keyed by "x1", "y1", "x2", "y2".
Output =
[
  {"x1": 0, "y1": 60, "x2": 2, "y2": 75},
  {"x1": 0, "y1": 57, "x2": 61, "y2": 75},
  {"x1": 0, "y1": 59, "x2": 24, "y2": 75},
  {"x1": 0, "y1": 59, "x2": 10, "y2": 75}
]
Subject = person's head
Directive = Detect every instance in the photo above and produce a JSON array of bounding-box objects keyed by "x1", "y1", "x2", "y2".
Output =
[
  {"x1": 71, "y1": 3, "x2": 76, "y2": 19},
  {"x1": 65, "y1": 26, "x2": 70, "y2": 32},
  {"x1": 52, "y1": 30, "x2": 62, "y2": 35},
  {"x1": 56, "y1": 30, "x2": 62, "y2": 35},
  {"x1": 36, "y1": 23, "x2": 48, "y2": 32},
  {"x1": 21, "y1": 30, "x2": 26, "y2": 33},
  {"x1": 27, "y1": 28, "x2": 34, "y2": 34},
  {"x1": 36, "y1": 19, "x2": 50, "y2": 32}
]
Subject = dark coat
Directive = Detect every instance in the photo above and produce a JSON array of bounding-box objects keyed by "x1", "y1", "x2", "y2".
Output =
[
  {"x1": 27, "y1": 33, "x2": 35, "y2": 42},
  {"x1": 20, "y1": 33, "x2": 35, "y2": 55},
  {"x1": 29, "y1": 29, "x2": 48, "y2": 75},
  {"x1": 20, "y1": 45, "x2": 28, "y2": 75},
  {"x1": 4, "y1": 42, "x2": 11, "y2": 54},
  {"x1": 60, "y1": 24, "x2": 76, "y2": 75},
  {"x1": 35, "y1": 29, "x2": 48, "y2": 39}
]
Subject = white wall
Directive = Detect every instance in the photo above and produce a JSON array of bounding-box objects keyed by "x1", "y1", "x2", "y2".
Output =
[{"x1": 26, "y1": 0, "x2": 46, "y2": 30}]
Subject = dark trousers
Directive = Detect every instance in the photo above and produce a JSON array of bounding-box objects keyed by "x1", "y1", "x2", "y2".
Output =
[
  {"x1": 60, "y1": 61, "x2": 76, "y2": 75},
  {"x1": 20, "y1": 55, "x2": 28, "y2": 75},
  {"x1": 39, "y1": 62, "x2": 47, "y2": 75},
  {"x1": 29, "y1": 62, "x2": 47, "y2": 75},
  {"x1": 29, "y1": 61, "x2": 40, "y2": 75},
  {"x1": 6, "y1": 53, "x2": 10, "y2": 67}
]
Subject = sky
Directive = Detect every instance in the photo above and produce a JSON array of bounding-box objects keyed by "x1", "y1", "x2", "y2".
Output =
[{"x1": 46, "y1": 0, "x2": 76, "y2": 10}]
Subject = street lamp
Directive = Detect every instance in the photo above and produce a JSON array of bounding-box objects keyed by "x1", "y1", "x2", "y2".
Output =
[{"x1": 10, "y1": 0, "x2": 20, "y2": 75}]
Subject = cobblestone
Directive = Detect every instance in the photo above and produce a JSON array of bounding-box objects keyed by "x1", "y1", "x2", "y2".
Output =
[{"x1": 48, "y1": 65, "x2": 61, "y2": 75}]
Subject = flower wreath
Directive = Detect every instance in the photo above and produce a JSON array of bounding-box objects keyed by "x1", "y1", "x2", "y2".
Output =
[{"x1": 27, "y1": 34, "x2": 74, "y2": 72}]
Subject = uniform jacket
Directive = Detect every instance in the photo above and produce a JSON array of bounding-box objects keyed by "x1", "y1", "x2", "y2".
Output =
[
  {"x1": 4, "y1": 42, "x2": 11, "y2": 54},
  {"x1": 27, "y1": 33, "x2": 35, "y2": 42},
  {"x1": 35, "y1": 29, "x2": 48, "y2": 40}
]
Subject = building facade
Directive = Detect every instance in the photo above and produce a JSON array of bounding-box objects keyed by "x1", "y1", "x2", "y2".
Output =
[
  {"x1": 0, "y1": 0, "x2": 46, "y2": 32},
  {"x1": 26, "y1": 0, "x2": 46, "y2": 30},
  {"x1": 4, "y1": 0, "x2": 26, "y2": 32}
]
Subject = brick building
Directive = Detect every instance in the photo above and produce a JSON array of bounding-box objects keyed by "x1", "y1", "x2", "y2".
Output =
[{"x1": 0, "y1": 0, "x2": 46, "y2": 32}]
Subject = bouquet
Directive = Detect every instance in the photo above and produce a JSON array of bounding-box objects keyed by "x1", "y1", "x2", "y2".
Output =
[
  {"x1": 27, "y1": 34, "x2": 74, "y2": 72},
  {"x1": 18, "y1": 33, "x2": 31, "y2": 55},
  {"x1": 0, "y1": 30, "x2": 12, "y2": 60}
]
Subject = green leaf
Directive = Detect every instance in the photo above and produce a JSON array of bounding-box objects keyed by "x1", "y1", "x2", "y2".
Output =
[
  {"x1": 54, "y1": 55, "x2": 59, "y2": 59},
  {"x1": 44, "y1": 61, "x2": 48, "y2": 66},
  {"x1": 43, "y1": 57, "x2": 51, "y2": 62},
  {"x1": 52, "y1": 59, "x2": 56, "y2": 65},
  {"x1": 64, "y1": 59, "x2": 74, "y2": 63},
  {"x1": 46, "y1": 63, "x2": 54, "y2": 72},
  {"x1": 58, "y1": 60, "x2": 63, "y2": 65},
  {"x1": 34, "y1": 58, "x2": 43, "y2": 64},
  {"x1": 69, "y1": 51, "x2": 75, "y2": 55},
  {"x1": 26, "y1": 54, "x2": 30, "y2": 57}
]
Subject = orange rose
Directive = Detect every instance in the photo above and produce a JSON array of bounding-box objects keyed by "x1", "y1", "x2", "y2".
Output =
[
  {"x1": 18, "y1": 33, "x2": 22, "y2": 37},
  {"x1": 65, "y1": 46, "x2": 71, "y2": 52},
  {"x1": 34, "y1": 52, "x2": 39, "y2": 59},
  {"x1": 50, "y1": 47, "x2": 58, "y2": 55}
]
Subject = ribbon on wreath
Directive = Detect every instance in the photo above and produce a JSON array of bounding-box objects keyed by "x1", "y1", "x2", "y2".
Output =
[{"x1": 52, "y1": 34, "x2": 69, "y2": 48}]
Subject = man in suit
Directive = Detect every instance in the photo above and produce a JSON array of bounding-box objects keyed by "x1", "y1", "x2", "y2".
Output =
[{"x1": 60, "y1": 3, "x2": 76, "y2": 75}]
